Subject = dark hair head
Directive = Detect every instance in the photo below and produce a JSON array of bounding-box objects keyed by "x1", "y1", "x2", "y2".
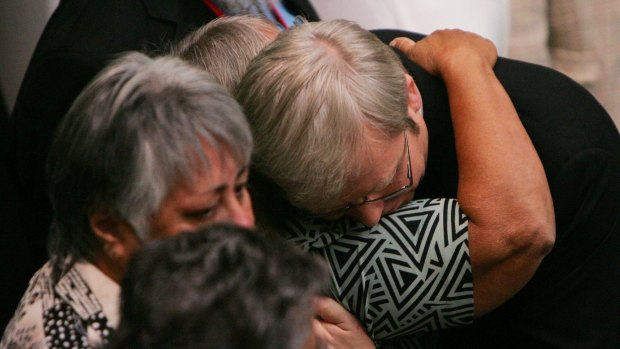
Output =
[{"x1": 110, "y1": 224, "x2": 328, "y2": 349}]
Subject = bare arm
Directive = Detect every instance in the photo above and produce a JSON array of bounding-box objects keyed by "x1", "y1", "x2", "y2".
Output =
[{"x1": 391, "y1": 30, "x2": 555, "y2": 317}]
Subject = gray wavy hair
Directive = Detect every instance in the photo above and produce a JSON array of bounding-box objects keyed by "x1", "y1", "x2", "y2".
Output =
[
  {"x1": 172, "y1": 15, "x2": 280, "y2": 92},
  {"x1": 236, "y1": 19, "x2": 413, "y2": 213},
  {"x1": 47, "y1": 52, "x2": 252, "y2": 267}
]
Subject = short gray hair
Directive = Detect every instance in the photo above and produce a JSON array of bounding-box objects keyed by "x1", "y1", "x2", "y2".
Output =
[
  {"x1": 236, "y1": 19, "x2": 412, "y2": 213},
  {"x1": 172, "y1": 15, "x2": 280, "y2": 92},
  {"x1": 47, "y1": 52, "x2": 252, "y2": 266}
]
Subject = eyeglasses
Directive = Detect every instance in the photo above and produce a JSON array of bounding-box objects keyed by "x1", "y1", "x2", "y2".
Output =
[{"x1": 311, "y1": 131, "x2": 413, "y2": 218}]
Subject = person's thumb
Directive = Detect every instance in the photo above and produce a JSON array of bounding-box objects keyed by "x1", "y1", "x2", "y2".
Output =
[
  {"x1": 314, "y1": 297, "x2": 348, "y2": 325},
  {"x1": 389, "y1": 37, "x2": 416, "y2": 56}
]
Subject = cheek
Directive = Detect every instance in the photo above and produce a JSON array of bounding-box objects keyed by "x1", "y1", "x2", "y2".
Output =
[
  {"x1": 165, "y1": 217, "x2": 206, "y2": 237},
  {"x1": 241, "y1": 190, "x2": 254, "y2": 215},
  {"x1": 384, "y1": 191, "x2": 415, "y2": 215},
  {"x1": 409, "y1": 150, "x2": 427, "y2": 187},
  {"x1": 149, "y1": 211, "x2": 190, "y2": 239},
  {"x1": 414, "y1": 161, "x2": 426, "y2": 185},
  {"x1": 212, "y1": 191, "x2": 256, "y2": 229}
]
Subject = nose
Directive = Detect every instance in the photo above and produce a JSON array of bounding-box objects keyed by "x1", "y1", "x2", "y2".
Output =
[
  {"x1": 222, "y1": 190, "x2": 255, "y2": 229},
  {"x1": 350, "y1": 202, "x2": 384, "y2": 227}
]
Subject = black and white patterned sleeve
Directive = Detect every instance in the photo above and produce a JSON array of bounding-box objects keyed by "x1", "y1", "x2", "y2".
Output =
[{"x1": 287, "y1": 198, "x2": 473, "y2": 343}]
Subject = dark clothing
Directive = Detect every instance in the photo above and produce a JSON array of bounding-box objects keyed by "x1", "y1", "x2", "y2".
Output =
[
  {"x1": 2, "y1": 0, "x2": 317, "y2": 330},
  {"x1": 374, "y1": 29, "x2": 620, "y2": 349},
  {"x1": 0, "y1": 87, "x2": 7, "y2": 122},
  {"x1": 2, "y1": 82, "x2": 37, "y2": 335}
]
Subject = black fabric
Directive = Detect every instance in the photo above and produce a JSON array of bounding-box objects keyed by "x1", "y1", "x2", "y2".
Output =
[
  {"x1": 2, "y1": 0, "x2": 318, "y2": 330},
  {"x1": 373, "y1": 29, "x2": 620, "y2": 349},
  {"x1": 1, "y1": 81, "x2": 37, "y2": 332},
  {"x1": 0, "y1": 86, "x2": 7, "y2": 122},
  {"x1": 6, "y1": 0, "x2": 216, "y2": 268},
  {"x1": 282, "y1": 0, "x2": 319, "y2": 21}
]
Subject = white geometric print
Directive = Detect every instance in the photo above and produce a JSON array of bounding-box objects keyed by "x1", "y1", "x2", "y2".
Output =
[{"x1": 287, "y1": 198, "x2": 473, "y2": 347}]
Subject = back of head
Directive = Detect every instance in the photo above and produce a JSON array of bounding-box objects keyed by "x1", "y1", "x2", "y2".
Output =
[
  {"x1": 46, "y1": 52, "x2": 252, "y2": 270},
  {"x1": 236, "y1": 19, "x2": 410, "y2": 213},
  {"x1": 173, "y1": 15, "x2": 280, "y2": 92},
  {"x1": 110, "y1": 224, "x2": 328, "y2": 349}
]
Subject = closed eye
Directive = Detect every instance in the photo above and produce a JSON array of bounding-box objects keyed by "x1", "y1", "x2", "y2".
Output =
[
  {"x1": 234, "y1": 181, "x2": 249, "y2": 199},
  {"x1": 183, "y1": 206, "x2": 217, "y2": 222}
]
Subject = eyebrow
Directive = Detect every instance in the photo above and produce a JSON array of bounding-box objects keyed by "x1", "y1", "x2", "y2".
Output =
[
  {"x1": 235, "y1": 164, "x2": 250, "y2": 181},
  {"x1": 200, "y1": 164, "x2": 251, "y2": 195}
]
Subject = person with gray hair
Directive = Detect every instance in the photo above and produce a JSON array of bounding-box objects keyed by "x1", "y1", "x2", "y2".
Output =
[
  {"x1": 108, "y1": 223, "x2": 330, "y2": 349},
  {"x1": 1, "y1": 52, "x2": 255, "y2": 349},
  {"x1": 172, "y1": 15, "x2": 281, "y2": 92},
  {"x1": 236, "y1": 21, "x2": 556, "y2": 347}
]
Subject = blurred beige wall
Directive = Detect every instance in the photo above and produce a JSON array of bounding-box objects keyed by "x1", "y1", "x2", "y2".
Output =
[{"x1": 510, "y1": 0, "x2": 620, "y2": 130}]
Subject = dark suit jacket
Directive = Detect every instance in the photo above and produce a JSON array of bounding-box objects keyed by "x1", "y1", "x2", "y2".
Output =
[
  {"x1": 373, "y1": 29, "x2": 620, "y2": 349},
  {"x1": 2, "y1": 0, "x2": 317, "y2": 329}
]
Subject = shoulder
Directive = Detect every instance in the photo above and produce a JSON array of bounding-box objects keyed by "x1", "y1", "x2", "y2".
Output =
[
  {"x1": 32, "y1": 0, "x2": 210, "y2": 60},
  {"x1": 2, "y1": 261, "x2": 117, "y2": 349},
  {"x1": 286, "y1": 198, "x2": 468, "y2": 251},
  {"x1": 286, "y1": 199, "x2": 473, "y2": 340},
  {"x1": 1, "y1": 263, "x2": 55, "y2": 349}
]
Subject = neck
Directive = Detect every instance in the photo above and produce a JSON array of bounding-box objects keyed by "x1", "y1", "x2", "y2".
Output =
[{"x1": 92, "y1": 251, "x2": 125, "y2": 284}]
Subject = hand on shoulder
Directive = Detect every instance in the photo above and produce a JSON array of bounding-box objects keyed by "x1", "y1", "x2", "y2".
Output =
[{"x1": 390, "y1": 29, "x2": 497, "y2": 78}]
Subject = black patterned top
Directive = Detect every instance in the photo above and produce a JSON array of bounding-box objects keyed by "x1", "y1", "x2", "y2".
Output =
[
  {"x1": 286, "y1": 198, "x2": 474, "y2": 346},
  {"x1": 1, "y1": 261, "x2": 119, "y2": 349}
]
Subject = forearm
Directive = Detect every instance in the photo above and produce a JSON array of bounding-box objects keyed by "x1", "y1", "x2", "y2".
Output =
[
  {"x1": 446, "y1": 57, "x2": 550, "y2": 224},
  {"x1": 442, "y1": 54, "x2": 555, "y2": 316}
]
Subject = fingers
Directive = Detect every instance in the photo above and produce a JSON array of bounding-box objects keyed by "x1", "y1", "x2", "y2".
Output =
[
  {"x1": 313, "y1": 312, "x2": 376, "y2": 349},
  {"x1": 313, "y1": 298, "x2": 377, "y2": 349},
  {"x1": 389, "y1": 30, "x2": 498, "y2": 76},
  {"x1": 312, "y1": 318, "x2": 333, "y2": 346},
  {"x1": 314, "y1": 296, "x2": 348, "y2": 325},
  {"x1": 389, "y1": 35, "x2": 439, "y2": 75},
  {"x1": 389, "y1": 37, "x2": 416, "y2": 55},
  {"x1": 389, "y1": 37, "x2": 422, "y2": 68}
]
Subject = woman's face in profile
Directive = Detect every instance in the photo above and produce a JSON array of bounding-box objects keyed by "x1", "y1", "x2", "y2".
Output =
[{"x1": 148, "y1": 143, "x2": 255, "y2": 239}]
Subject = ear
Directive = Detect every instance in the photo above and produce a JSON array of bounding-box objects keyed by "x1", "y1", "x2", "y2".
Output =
[
  {"x1": 405, "y1": 74, "x2": 423, "y2": 115},
  {"x1": 90, "y1": 209, "x2": 140, "y2": 279}
]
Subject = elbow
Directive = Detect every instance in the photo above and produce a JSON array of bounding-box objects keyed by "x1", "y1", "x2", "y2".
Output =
[
  {"x1": 519, "y1": 180, "x2": 556, "y2": 258},
  {"x1": 528, "y1": 220, "x2": 555, "y2": 259},
  {"x1": 540, "y1": 213, "x2": 556, "y2": 255},
  {"x1": 507, "y1": 209, "x2": 556, "y2": 260},
  {"x1": 530, "y1": 199, "x2": 556, "y2": 257}
]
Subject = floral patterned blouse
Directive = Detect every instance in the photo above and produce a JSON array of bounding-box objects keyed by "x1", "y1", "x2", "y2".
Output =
[{"x1": 1, "y1": 260, "x2": 120, "y2": 349}]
